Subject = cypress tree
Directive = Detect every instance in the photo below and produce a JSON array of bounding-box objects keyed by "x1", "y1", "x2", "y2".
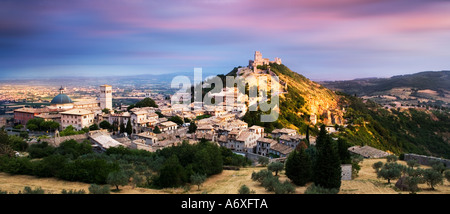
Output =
[
  {"x1": 305, "y1": 125, "x2": 310, "y2": 147},
  {"x1": 337, "y1": 138, "x2": 351, "y2": 164},
  {"x1": 285, "y1": 148, "x2": 312, "y2": 186},
  {"x1": 153, "y1": 126, "x2": 161, "y2": 134},
  {"x1": 313, "y1": 125, "x2": 342, "y2": 189},
  {"x1": 120, "y1": 122, "x2": 125, "y2": 134},
  {"x1": 126, "y1": 121, "x2": 132, "y2": 136}
]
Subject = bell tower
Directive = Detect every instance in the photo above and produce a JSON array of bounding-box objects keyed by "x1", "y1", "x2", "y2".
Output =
[{"x1": 100, "y1": 85, "x2": 112, "y2": 110}]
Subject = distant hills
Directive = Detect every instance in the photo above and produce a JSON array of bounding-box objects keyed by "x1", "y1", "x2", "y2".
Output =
[{"x1": 321, "y1": 70, "x2": 450, "y2": 108}]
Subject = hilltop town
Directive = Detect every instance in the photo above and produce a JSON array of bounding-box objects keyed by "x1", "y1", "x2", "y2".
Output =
[{"x1": 1, "y1": 52, "x2": 338, "y2": 161}]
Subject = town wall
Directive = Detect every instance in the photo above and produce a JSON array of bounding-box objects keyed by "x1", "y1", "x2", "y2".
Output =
[{"x1": 404, "y1": 153, "x2": 450, "y2": 169}]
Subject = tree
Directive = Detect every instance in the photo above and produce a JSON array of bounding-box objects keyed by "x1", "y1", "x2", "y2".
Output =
[
  {"x1": 56, "y1": 139, "x2": 92, "y2": 159},
  {"x1": 168, "y1": 116, "x2": 184, "y2": 126},
  {"x1": 377, "y1": 163, "x2": 403, "y2": 184},
  {"x1": 372, "y1": 161, "x2": 384, "y2": 173},
  {"x1": 89, "y1": 124, "x2": 99, "y2": 131},
  {"x1": 125, "y1": 121, "x2": 133, "y2": 136},
  {"x1": 102, "y1": 108, "x2": 110, "y2": 114},
  {"x1": 268, "y1": 162, "x2": 284, "y2": 176},
  {"x1": 190, "y1": 173, "x2": 207, "y2": 190},
  {"x1": 407, "y1": 160, "x2": 419, "y2": 168},
  {"x1": 313, "y1": 125, "x2": 341, "y2": 189},
  {"x1": 153, "y1": 126, "x2": 161, "y2": 134},
  {"x1": 40, "y1": 121, "x2": 60, "y2": 132},
  {"x1": 188, "y1": 122, "x2": 197, "y2": 133},
  {"x1": 27, "y1": 142, "x2": 55, "y2": 159},
  {"x1": 107, "y1": 171, "x2": 129, "y2": 191},
  {"x1": 422, "y1": 168, "x2": 443, "y2": 190},
  {"x1": 305, "y1": 125, "x2": 310, "y2": 146},
  {"x1": 337, "y1": 138, "x2": 351, "y2": 164},
  {"x1": 285, "y1": 148, "x2": 312, "y2": 186},
  {"x1": 430, "y1": 160, "x2": 446, "y2": 174},
  {"x1": 99, "y1": 120, "x2": 111, "y2": 130},
  {"x1": 444, "y1": 170, "x2": 450, "y2": 182},
  {"x1": 257, "y1": 156, "x2": 269, "y2": 167},
  {"x1": 8, "y1": 135, "x2": 28, "y2": 151},
  {"x1": 157, "y1": 155, "x2": 187, "y2": 188},
  {"x1": 26, "y1": 123, "x2": 39, "y2": 131},
  {"x1": 120, "y1": 122, "x2": 125, "y2": 134}
]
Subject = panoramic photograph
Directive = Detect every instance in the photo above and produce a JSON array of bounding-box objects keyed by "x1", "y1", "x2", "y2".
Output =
[{"x1": 0, "y1": 0, "x2": 449, "y2": 210}]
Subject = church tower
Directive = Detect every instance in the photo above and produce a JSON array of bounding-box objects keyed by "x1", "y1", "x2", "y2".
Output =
[{"x1": 99, "y1": 85, "x2": 112, "y2": 110}]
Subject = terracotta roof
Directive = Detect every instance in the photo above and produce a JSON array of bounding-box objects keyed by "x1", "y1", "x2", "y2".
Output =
[
  {"x1": 348, "y1": 146, "x2": 389, "y2": 158},
  {"x1": 236, "y1": 131, "x2": 256, "y2": 142},
  {"x1": 270, "y1": 143, "x2": 294, "y2": 155},
  {"x1": 272, "y1": 128, "x2": 297, "y2": 135},
  {"x1": 61, "y1": 109, "x2": 92, "y2": 115},
  {"x1": 14, "y1": 108, "x2": 47, "y2": 114},
  {"x1": 257, "y1": 137, "x2": 277, "y2": 144}
]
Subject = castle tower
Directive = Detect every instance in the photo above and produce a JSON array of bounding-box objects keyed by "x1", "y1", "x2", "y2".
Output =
[
  {"x1": 100, "y1": 85, "x2": 112, "y2": 110},
  {"x1": 254, "y1": 51, "x2": 263, "y2": 62}
]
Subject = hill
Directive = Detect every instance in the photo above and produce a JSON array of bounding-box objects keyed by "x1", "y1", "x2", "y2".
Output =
[
  {"x1": 321, "y1": 71, "x2": 450, "y2": 108},
  {"x1": 221, "y1": 64, "x2": 450, "y2": 158}
]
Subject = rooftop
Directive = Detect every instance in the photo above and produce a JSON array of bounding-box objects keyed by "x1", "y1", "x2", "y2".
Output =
[
  {"x1": 270, "y1": 143, "x2": 294, "y2": 155},
  {"x1": 51, "y1": 93, "x2": 73, "y2": 104},
  {"x1": 61, "y1": 109, "x2": 93, "y2": 115}
]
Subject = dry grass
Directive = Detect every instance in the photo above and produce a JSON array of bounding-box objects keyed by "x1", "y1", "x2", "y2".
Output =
[{"x1": 0, "y1": 158, "x2": 449, "y2": 194}]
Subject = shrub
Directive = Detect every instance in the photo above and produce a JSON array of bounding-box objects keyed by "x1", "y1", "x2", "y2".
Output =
[
  {"x1": 238, "y1": 185, "x2": 251, "y2": 194},
  {"x1": 8, "y1": 135, "x2": 28, "y2": 151},
  {"x1": 88, "y1": 184, "x2": 110, "y2": 194},
  {"x1": 27, "y1": 142, "x2": 55, "y2": 159},
  {"x1": 304, "y1": 184, "x2": 339, "y2": 194},
  {"x1": 386, "y1": 155, "x2": 398, "y2": 163},
  {"x1": 57, "y1": 158, "x2": 120, "y2": 184},
  {"x1": 33, "y1": 154, "x2": 68, "y2": 177},
  {"x1": 251, "y1": 170, "x2": 272, "y2": 183},
  {"x1": 56, "y1": 139, "x2": 93, "y2": 159},
  {"x1": 261, "y1": 175, "x2": 279, "y2": 192},
  {"x1": 274, "y1": 180, "x2": 296, "y2": 194},
  {"x1": 61, "y1": 189, "x2": 86, "y2": 194},
  {"x1": 21, "y1": 186, "x2": 45, "y2": 194}
]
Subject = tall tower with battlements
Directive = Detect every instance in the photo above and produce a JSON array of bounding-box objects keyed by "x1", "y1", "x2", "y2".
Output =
[{"x1": 99, "y1": 84, "x2": 112, "y2": 110}]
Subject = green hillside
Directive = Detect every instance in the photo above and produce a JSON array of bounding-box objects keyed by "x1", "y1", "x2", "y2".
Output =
[{"x1": 239, "y1": 64, "x2": 450, "y2": 158}]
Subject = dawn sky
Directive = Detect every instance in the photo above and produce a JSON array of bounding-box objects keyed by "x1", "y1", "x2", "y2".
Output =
[{"x1": 1, "y1": 0, "x2": 450, "y2": 80}]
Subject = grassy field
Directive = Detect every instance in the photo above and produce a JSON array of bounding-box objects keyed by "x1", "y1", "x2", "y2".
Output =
[{"x1": 0, "y1": 158, "x2": 449, "y2": 194}]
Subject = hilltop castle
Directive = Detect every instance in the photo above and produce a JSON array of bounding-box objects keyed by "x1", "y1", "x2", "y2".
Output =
[{"x1": 248, "y1": 51, "x2": 281, "y2": 72}]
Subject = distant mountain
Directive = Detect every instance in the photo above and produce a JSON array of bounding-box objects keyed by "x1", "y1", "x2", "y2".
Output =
[
  {"x1": 322, "y1": 71, "x2": 449, "y2": 93},
  {"x1": 321, "y1": 71, "x2": 450, "y2": 109}
]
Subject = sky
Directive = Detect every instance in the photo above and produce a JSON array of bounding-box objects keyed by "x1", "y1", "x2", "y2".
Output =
[{"x1": 1, "y1": 0, "x2": 450, "y2": 81}]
